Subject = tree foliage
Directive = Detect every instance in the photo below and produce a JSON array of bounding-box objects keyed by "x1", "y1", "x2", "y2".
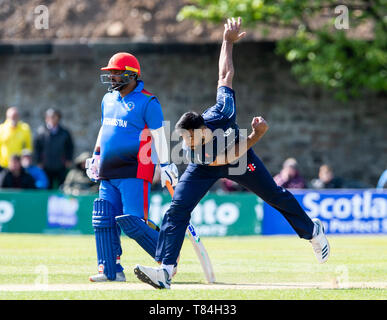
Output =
[{"x1": 178, "y1": 0, "x2": 387, "y2": 100}]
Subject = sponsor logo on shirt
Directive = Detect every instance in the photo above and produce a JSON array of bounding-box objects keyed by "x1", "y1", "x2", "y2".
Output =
[{"x1": 103, "y1": 117, "x2": 128, "y2": 128}]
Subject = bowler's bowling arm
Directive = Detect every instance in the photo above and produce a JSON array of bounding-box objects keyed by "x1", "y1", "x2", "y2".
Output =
[{"x1": 217, "y1": 39, "x2": 235, "y2": 89}]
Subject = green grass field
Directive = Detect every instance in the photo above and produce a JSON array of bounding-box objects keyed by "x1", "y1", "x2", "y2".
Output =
[{"x1": 0, "y1": 233, "x2": 386, "y2": 300}]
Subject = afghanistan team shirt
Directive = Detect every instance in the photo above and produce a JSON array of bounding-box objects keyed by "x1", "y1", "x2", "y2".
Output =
[
  {"x1": 187, "y1": 86, "x2": 241, "y2": 165},
  {"x1": 99, "y1": 80, "x2": 163, "y2": 182}
]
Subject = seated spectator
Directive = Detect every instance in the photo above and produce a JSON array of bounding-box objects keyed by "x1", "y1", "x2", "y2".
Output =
[
  {"x1": 0, "y1": 154, "x2": 36, "y2": 189},
  {"x1": 0, "y1": 106, "x2": 32, "y2": 168},
  {"x1": 376, "y1": 169, "x2": 387, "y2": 190},
  {"x1": 62, "y1": 152, "x2": 99, "y2": 196},
  {"x1": 274, "y1": 158, "x2": 306, "y2": 189},
  {"x1": 310, "y1": 164, "x2": 343, "y2": 189},
  {"x1": 21, "y1": 149, "x2": 49, "y2": 189}
]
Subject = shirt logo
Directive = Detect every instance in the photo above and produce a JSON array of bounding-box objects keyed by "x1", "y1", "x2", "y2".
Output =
[
  {"x1": 247, "y1": 163, "x2": 256, "y2": 172},
  {"x1": 124, "y1": 101, "x2": 135, "y2": 111}
]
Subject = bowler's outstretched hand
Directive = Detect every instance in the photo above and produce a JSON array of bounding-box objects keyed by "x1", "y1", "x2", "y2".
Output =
[{"x1": 223, "y1": 17, "x2": 247, "y2": 43}]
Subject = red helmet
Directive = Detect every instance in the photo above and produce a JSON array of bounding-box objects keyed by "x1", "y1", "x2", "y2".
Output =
[{"x1": 101, "y1": 52, "x2": 141, "y2": 76}]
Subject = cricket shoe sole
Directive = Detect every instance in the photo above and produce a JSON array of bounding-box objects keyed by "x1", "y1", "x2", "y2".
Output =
[{"x1": 134, "y1": 265, "x2": 171, "y2": 290}]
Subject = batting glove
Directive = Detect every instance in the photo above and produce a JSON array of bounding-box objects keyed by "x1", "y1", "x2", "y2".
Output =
[
  {"x1": 85, "y1": 153, "x2": 100, "y2": 182},
  {"x1": 160, "y1": 163, "x2": 178, "y2": 188}
]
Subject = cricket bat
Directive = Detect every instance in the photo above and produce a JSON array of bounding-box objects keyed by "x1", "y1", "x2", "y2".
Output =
[{"x1": 166, "y1": 181, "x2": 216, "y2": 284}]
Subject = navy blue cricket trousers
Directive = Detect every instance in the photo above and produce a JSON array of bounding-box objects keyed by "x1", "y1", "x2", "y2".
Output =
[{"x1": 155, "y1": 149, "x2": 315, "y2": 265}]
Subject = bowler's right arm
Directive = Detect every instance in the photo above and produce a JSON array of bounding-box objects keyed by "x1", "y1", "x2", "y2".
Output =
[{"x1": 217, "y1": 17, "x2": 246, "y2": 89}]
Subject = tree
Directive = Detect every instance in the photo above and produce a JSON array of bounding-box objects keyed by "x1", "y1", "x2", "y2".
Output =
[{"x1": 178, "y1": 0, "x2": 387, "y2": 100}]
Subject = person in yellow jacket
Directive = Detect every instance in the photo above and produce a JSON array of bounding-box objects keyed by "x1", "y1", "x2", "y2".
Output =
[{"x1": 0, "y1": 107, "x2": 32, "y2": 168}]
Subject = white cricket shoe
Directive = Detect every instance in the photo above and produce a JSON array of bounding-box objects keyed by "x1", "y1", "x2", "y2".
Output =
[
  {"x1": 310, "y1": 218, "x2": 330, "y2": 263},
  {"x1": 89, "y1": 271, "x2": 126, "y2": 282},
  {"x1": 134, "y1": 265, "x2": 171, "y2": 289}
]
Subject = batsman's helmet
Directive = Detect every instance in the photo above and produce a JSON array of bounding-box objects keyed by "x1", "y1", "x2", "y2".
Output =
[
  {"x1": 101, "y1": 52, "x2": 141, "y2": 76},
  {"x1": 100, "y1": 52, "x2": 141, "y2": 91}
]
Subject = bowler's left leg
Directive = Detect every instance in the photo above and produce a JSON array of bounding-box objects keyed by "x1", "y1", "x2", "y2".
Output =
[
  {"x1": 227, "y1": 150, "x2": 330, "y2": 263},
  {"x1": 227, "y1": 150, "x2": 315, "y2": 239}
]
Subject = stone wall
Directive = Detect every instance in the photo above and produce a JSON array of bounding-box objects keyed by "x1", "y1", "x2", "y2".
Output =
[{"x1": 0, "y1": 41, "x2": 385, "y2": 186}]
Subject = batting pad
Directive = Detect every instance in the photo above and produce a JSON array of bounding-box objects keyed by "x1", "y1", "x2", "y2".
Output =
[
  {"x1": 92, "y1": 198, "x2": 120, "y2": 280},
  {"x1": 115, "y1": 214, "x2": 158, "y2": 258}
]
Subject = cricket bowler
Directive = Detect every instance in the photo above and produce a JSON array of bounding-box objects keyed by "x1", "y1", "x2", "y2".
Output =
[
  {"x1": 134, "y1": 18, "x2": 330, "y2": 289},
  {"x1": 86, "y1": 52, "x2": 179, "y2": 281}
]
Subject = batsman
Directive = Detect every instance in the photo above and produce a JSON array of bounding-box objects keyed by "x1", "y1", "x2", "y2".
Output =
[
  {"x1": 134, "y1": 17, "x2": 330, "y2": 289},
  {"x1": 86, "y1": 52, "x2": 178, "y2": 281}
]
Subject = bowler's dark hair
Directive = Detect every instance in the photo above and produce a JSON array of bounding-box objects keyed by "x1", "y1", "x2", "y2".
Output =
[{"x1": 175, "y1": 112, "x2": 205, "y2": 131}]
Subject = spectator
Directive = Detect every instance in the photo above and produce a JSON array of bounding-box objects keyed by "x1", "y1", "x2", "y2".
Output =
[
  {"x1": 376, "y1": 169, "x2": 387, "y2": 190},
  {"x1": 0, "y1": 154, "x2": 36, "y2": 189},
  {"x1": 62, "y1": 151, "x2": 99, "y2": 196},
  {"x1": 34, "y1": 108, "x2": 74, "y2": 189},
  {"x1": 274, "y1": 158, "x2": 306, "y2": 189},
  {"x1": 21, "y1": 149, "x2": 49, "y2": 189},
  {"x1": 310, "y1": 164, "x2": 343, "y2": 189},
  {"x1": 0, "y1": 106, "x2": 32, "y2": 168}
]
